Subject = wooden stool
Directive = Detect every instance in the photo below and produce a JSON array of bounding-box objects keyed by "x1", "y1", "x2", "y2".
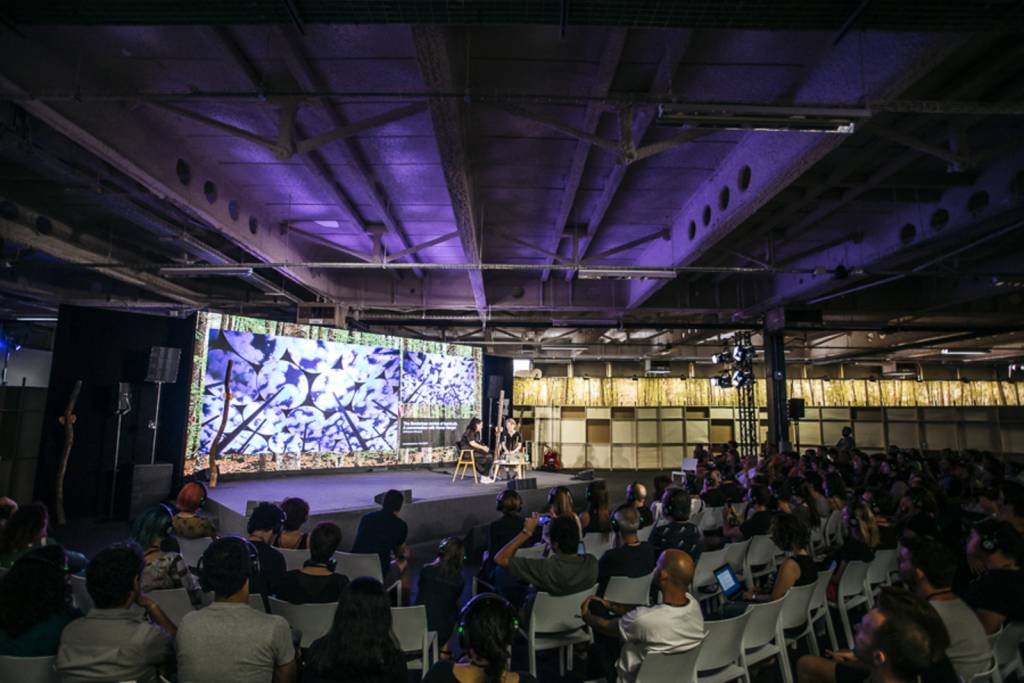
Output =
[
  {"x1": 452, "y1": 449, "x2": 478, "y2": 483},
  {"x1": 493, "y1": 459, "x2": 526, "y2": 481}
]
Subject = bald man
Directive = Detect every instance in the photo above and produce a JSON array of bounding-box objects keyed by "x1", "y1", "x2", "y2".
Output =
[{"x1": 581, "y1": 549, "x2": 705, "y2": 683}]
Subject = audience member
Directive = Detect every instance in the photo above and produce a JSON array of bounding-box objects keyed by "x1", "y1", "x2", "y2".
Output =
[
  {"x1": 837, "y1": 426, "x2": 856, "y2": 452},
  {"x1": 898, "y1": 536, "x2": 990, "y2": 679},
  {"x1": 964, "y1": 518, "x2": 1024, "y2": 633},
  {"x1": 743, "y1": 513, "x2": 816, "y2": 602},
  {"x1": 0, "y1": 502, "x2": 55, "y2": 568},
  {"x1": 488, "y1": 490, "x2": 525, "y2": 560},
  {"x1": 597, "y1": 506, "x2": 656, "y2": 596},
  {"x1": 495, "y1": 513, "x2": 598, "y2": 597},
  {"x1": 274, "y1": 497, "x2": 311, "y2": 549},
  {"x1": 173, "y1": 482, "x2": 216, "y2": 539},
  {"x1": 57, "y1": 543, "x2": 176, "y2": 683},
  {"x1": 352, "y1": 489, "x2": 409, "y2": 577},
  {"x1": 0, "y1": 496, "x2": 17, "y2": 531},
  {"x1": 423, "y1": 593, "x2": 536, "y2": 683},
  {"x1": 896, "y1": 487, "x2": 939, "y2": 539},
  {"x1": 649, "y1": 489, "x2": 701, "y2": 560},
  {"x1": 541, "y1": 486, "x2": 582, "y2": 541},
  {"x1": 246, "y1": 502, "x2": 288, "y2": 594},
  {"x1": 306, "y1": 577, "x2": 407, "y2": 683},
  {"x1": 701, "y1": 470, "x2": 726, "y2": 508},
  {"x1": 0, "y1": 545, "x2": 81, "y2": 656},
  {"x1": 649, "y1": 474, "x2": 673, "y2": 526},
  {"x1": 177, "y1": 536, "x2": 296, "y2": 683},
  {"x1": 579, "y1": 481, "x2": 611, "y2": 535},
  {"x1": 722, "y1": 485, "x2": 774, "y2": 540},
  {"x1": 581, "y1": 549, "x2": 704, "y2": 683},
  {"x1": 275, "y1": 521, "x2": 348, "y2": 604},
  {"x1": 130, "y1": 504, "x2": 201, "y2": 600},
  {"x1": 416, "y1": 536, "x2": 466, "y2": 658},
  {"x1": 624, "y1": 481, "x2": 653, "y2": 528}
]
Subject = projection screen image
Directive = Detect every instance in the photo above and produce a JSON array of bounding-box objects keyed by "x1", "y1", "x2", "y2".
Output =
[{"x1": 184, "y1": 313, "x2": 482, "y2": 476}]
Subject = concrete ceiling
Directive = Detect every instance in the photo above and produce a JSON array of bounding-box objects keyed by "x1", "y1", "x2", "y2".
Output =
[{"x1": 0, "y1": 15, "x2": 1022, "y2": 368}]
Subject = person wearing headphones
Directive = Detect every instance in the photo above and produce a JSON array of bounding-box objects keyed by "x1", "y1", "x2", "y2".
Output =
[
  {"x1": 129, "y1": 504, "x2": 201, "y2": 602},
  {"x1": 173, "y1": 481, "x2": 216, "y2": 539},
  {"x1": 416, "y1": 536, "x2": 467, "y2": 659},
  {"x1": 722, "y1": 485, "x2": 775, "y2": 540},
  {"x1": 597, "y1": 506, "x2": 657, "y2": 596},
  {"x1": 246, "y1": 502, "x2": 288, "y2": 595},
  {"x1": 624, "y1": 482, "x2": 653, "y2": 529},
  {"x1": 176, "y1": 536, "x2": 297, "y2": 683},
  {"x1": 422, "y1": 593, "x2": 536, "y2": 683},
  {"x1": 274, "y1": 522, "x2": 348, "y2": 604},
  {"x1": 57, "y1": 543, "x2": 177, "y2": 683},
  {"x1": 964, "y1": 518, "x2": 1024, "y2": 634},
  {"x1": 649, "y1": 489, "x2": 701, "y2": 561}
]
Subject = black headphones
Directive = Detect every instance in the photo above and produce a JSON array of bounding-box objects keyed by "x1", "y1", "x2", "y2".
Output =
[
  {"x1": 303, "y1": 557, "x2": 338, "y2": 571},
  {"x1": 495, "y1": 489, "x2": 521, "y2": 513},
  {"x1": 438, "y1": 537, "x2": 469, "y2": 562},
  {"x1": 157, "y1": 503, "x2": 175, "y2": 538},
  {"x1": 196, "y1": 536, "x2": 261, "y2": 594},
  {"x1": 626, "y1": 482, "x2": 644, "y2": 503},
  {"x1": 247, "y1": 502, "x2": 286, "y2": 536},
  {"x1": 976, "y1": 522, "x2": 1004, "y2": 553},
  {"x1": 456, "y1": 593, "x2": 520, "y2": 651},
  {"x1": 20, "y1": 551, "x2": 71, "y2": 574}
]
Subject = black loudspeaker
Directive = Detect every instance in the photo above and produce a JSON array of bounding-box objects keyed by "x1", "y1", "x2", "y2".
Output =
[
  {"x1": 572, "y1": 469, "x2": 595, "y2": 481},
  {"x1": 788, "y1": 398, "x2": 806, "y2": 420},
  {"x1": 116, "y1": 382, "x2": 132, "y2": 414},
  {"x1": 507, "y1": 478, "x2": 536, "y2": 491},
  {"x1": 146, "y1": 347, "x2": 181, "y2": 384},
  {"x1": 486, "y1": 375, "x2": 504, "y2": 400},
  {"x1": 373, "y1": 489, "x2": 413, "y2": 506},
  {"x1": 114, "y1": 463, "x2": 173, "y2": 519}
]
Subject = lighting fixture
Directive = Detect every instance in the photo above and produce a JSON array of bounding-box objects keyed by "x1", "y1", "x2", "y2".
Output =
[
  {"x1": 939, "y1": 348, "x2": 990, "y2": 356},
  {"x1": 314, "y1": 220, "x2": 341, "y2": 229},
  {"x1": 711, "y1": 351, "x2": 731, "y2": 364},
  {"x1": 713, "y1": 374, "x2": 732, "y2": 389},
  {"x1": 731, "y1": 344, "x2": 753, "y2": 363},
  {"x1": 512, "y1": 359, "x2": 533, "y2": 373},
  {"x1": 541, "y1": 346, "x2": 580, "y2": 353},
  {"x1": 731, "y1": 369, "x2": 754, "y2": 388},
  {"x1": 657, "y1": 104, "x2": 858, "y2": 134},
  {"x1": 160, "y1": 266, "x2": 255, "y2": 277},
  {"x1": 577, "y1": 268, "x2": 676, "y2": 281},
  {"x1": 15, "y1": 316, "x2": 58, "y2": 322}
]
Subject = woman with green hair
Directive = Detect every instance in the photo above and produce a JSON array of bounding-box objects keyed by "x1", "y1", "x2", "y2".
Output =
[{"x1": 129, "y1": 504, "x2": 201, "y2": 602}]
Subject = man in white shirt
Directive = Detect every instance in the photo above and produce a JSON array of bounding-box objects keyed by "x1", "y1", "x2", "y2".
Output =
[
  {"x1": 898, "y1": 536, "x2": 991, "y2": 680},
  {"x1": 581, "y1": 549, "x2": 705, "y2": 683}
]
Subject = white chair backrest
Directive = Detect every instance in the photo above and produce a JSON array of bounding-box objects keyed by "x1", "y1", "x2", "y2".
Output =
[
  {"x1": 333, "y1": 551, "x2": 383, "y2": 582},
  {"x1": 824, "y1": 510, "x2": 843, "y2": 545},
  {"x1": 742, "y1": 595, "x2": 787, "y2": 651},
  {"x1": 278, "y1": 548, "x2": 311, "y2": 572},
  {"x1": 693, "y1": 549, "x2": 728, "y2": 589},
  {"x1": 696, "y1": 611, "x2": 752, "y2": 672},
  {"x1": 780, "y1": 582, "x2": 816, "y2": 630},
  {"x1": 583, "y1": 533, "x2": 614, "y2": 559},
  {"x1": 249, "y1": 593, "x2": 268, "y2": 611},
  {"x1": 837, "y1": 561, "x2": 869, "y2": 598},
  {"x1": 699, "y1": 507, "x2": 724, "y2": 532},
  {"x1": 516, "y1": 544, "x2": 547, "y2": 560},
  {"x1": 746, "y1": 535, "x2": 777, "y2": 567},
  {"x1": 530, "y1": 585, "x2": 597, "y2": 636},
  {"x1": 991, "y1": 621, "x2": 1024, "y2": 672},
  {"x1": 267, "y1": 596, "x2": 335, "y2": 648},
  {"x1": 638, "y1": 524, "x2": 655, "y2": 542},
  {"x1": 723, "y1": 539, "x2": 750, "y2": 573},
  {"x1": 391, "y1": 605, "x2": 429, "y2": 653},
  {"x1": 148, "y1": 587, "x2": 194, "y2": 625},
  {"x1": 0, "y1": 655, "x2": 60, "y2": 683},
  {"x1": 867, "y1": 550, "x2": 896, "y2": 586},
  {"x1": 69, "y1": 574, "x2": 93, "y2": 612},
  {"x1": 810, "y1": 567, "x2": 835, "y2": 611},
  {"x1": 177, "y1": 536, "x2": 213, "y2": 567},
  {"x1": 604, "y1": 572, "x2": 653, "y2": 606},
  {"x1": 636, "y1": 644, "x2": 702, "y2": 683}
]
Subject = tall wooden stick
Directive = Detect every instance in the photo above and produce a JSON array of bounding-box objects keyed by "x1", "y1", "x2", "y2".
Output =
[
  {"x1": 208, "y1": 360, "x2": 233, "y2": 488},
  {"x1": 55, "y1": 380, "x2": 82, "y2": 526}
]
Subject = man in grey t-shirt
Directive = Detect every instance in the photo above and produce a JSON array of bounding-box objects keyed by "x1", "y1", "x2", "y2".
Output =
[{"x1": 177, "y1": 537, "x2": 296, "y2": 683}]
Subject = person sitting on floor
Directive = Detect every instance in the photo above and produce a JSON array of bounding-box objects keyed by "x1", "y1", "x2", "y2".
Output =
[
  {"x1": 130, "y1": 504, "x2": 202, "y2": 602},
  {"x1": 964, "y1": 518, "x2": 1024, "y2": 634},
  {"x1": 245, "y1": 502, "x2": 288, "y2": 595},
  {"x1": 649, "y1": 488, "x2": 701, "y2": 560},
  {"x1": 0, "y1": 545, "x2": 82, "y2": 657},
  {"x1": 275, "y1": 521, "x2": 349, "y2": 604},
  {"x1": 176, "y1": 536, "x2": 296, "y2": 683},
  {"x1": 597, "y1": 506, "x2": 657, "y2": 596},
  {"x1": 581, "y1": 549, "x2": 704, "y2": 683},
  {"x1": 172, "y1": 482, "x2": 216, "y2": 539},
  {"x1": 57, "y1": 543, "x2": 177, "y2": 683},
  {"x1": 273, "y1": 497, "x2": 310, "y2": 550},
  {"x1": 495, "y1": 513, "x2": 598, "y2": 597},
  {"x1": 416, "y1": 536, "x2": 466, "y2": 659},
  {"x1": 423, "y1": 592, "x2": 536, "y2": 683}
]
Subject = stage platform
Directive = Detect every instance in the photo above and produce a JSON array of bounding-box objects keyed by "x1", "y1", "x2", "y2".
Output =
[{"x1": 204, "y1": 469, "x2": 598, "y2": 550}]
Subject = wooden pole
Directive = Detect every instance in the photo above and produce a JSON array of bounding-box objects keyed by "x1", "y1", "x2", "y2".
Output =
[
  {"x1": 54, "y1": 380, "x2": 82, "y2": 526},
  {"x1": 208, "y1": 360, "x2": 233, "y2": 488}
]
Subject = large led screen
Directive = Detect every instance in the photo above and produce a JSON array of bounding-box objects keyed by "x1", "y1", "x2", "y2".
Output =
[{"x1": 183, "y1": 313, "x2": 481, "y2": 476}]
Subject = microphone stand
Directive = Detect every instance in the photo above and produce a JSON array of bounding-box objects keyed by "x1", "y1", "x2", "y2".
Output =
[{"x1": 110, "y1": 395, "x2": 131, "y2": 519}]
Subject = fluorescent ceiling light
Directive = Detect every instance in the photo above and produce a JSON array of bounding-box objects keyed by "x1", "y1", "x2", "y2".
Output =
[
  {"x1": 160, "y1": 266, "x2": 254, "y2": 277},
  {"x1": 658, "y1": 105, "x2": 857, "y2": 134},
  {"x1": 315, "y1": 220, "x2": 340, "y2": 229},
  {"x1": 578, "y1": 268, "x2": 676, "y2": 281},
  {"x1": 940, "y1": 348, "x2": 990, "y2": 356},
  {"x1": 15, "y1": 316, "x2": 58, "y2": 322},
  {"x1": 512, "y1": 359, "x2": 532, "y2": 373}
]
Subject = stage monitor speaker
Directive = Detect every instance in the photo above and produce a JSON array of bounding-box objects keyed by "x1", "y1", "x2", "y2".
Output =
[
  {"x1": 146, "y1": 346, "x2": 181, "y2": 384},
  {"x1": 374, "y1": 489, "x2": 413, "y2": 506},
  {"x1": 116, "y1": 382, "x2": 132, "y2": 414},
  {"x1": 507, "y1": 478, "x2": 536, "y2": 491},
  {"x1": 788, "y1": 398, "x2": 806, "y2": 420},
  {"x1": 114, "y1": 463, "x2": 173, "y2": 520},
  {"x1": 572, "y1": 469, "x2": 595, "y2": 481},
  {"x1": 486, "y1": 375, "x2": 504, "y2": 400}
]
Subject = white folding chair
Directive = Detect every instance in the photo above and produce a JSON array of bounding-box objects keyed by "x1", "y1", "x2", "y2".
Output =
[
  {"x1": 522, "y1": 585, "x2": 597, "y2": 677},
  {"x1": 692, "y1": 549, "x2": 728, "y2": 605},
  {"x1": 278, "y1": 548, "x2": 311, "y2": 572},
  {"x1": 638, "y1": 524, "x2": 656, "y2": 542},
  {"x1": 866, "y1": 549, "x2": 896, "y2": 596},
  {"x1": 392, "y1": 605, "x2": 438, "y2": 679},
  {"x1": 828, "y1": 560, "x2": 871, "y2": 648},
  {"x1": 744, "y1": 535, "x2": 778, "y2": 589},
  {"x1": 516, "y1": 544, "x2": 547, "y2": 560},
  {"x1": 333, "y1": 551, "x2": 402, "y2": 603},
  {"x1": 808, "y1": 567, "x2": 838, "y2": 654},
  {"x1": 699, "y1": 507, "x2": 724, "y2": 534},
  {"x1": 823, "y1": 510, "x2": 843, "y2": 547},
  {"x1": 741, "y1": 595, "x2": 793, "y2": 683},
  {"x1": 583, "y1": 533, "x2": 614, "y2": 559},
  {"x1": 724, "y1": 539, "x2": 750, "y2": 586},
  {"x1": 177, "y1": 536, "x2": 213, "y2": 568},
  {"x1": 603, "y1": 572, "x2": 653, "y2": 606},
  {"x1": 69, "y1": 573, "x2": 93, "y2": 613},
  {"x1": 990, "y1": 622, "x2": 1024, "y2": 681},
  {"x1": 696, "y1": 610, "x2": 753, "y2": 683},
  {"x1": 810, "y1": 520, "x2": 827, "y2": 561},
  {"x1": 0, "y1": 655, "x2": 60, "y2": 683},
  {"x1": 148, "y1": 587, "x2": 195, "y2": 625},
  {"x1": 780, "y1": 582, "x2": 816, "y2": 653},
  {"x1": 636, "y1": 644, "x2": 703, "y2": 683},
  {"x1": 267, "y1": 596, "x2": 335, "y2": 648},
  {"x1": 965, "y1": 655, "x2": 1003, "y2": 683}
]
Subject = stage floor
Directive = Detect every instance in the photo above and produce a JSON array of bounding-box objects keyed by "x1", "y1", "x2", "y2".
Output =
[{"x1": 207, "y1": 468, "x2": 583, "y2": 516}]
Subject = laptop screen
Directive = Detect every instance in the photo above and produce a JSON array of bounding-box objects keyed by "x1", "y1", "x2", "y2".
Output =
[{"x1": 714, "y1": 563, "x2": 743, "y2": 598}]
